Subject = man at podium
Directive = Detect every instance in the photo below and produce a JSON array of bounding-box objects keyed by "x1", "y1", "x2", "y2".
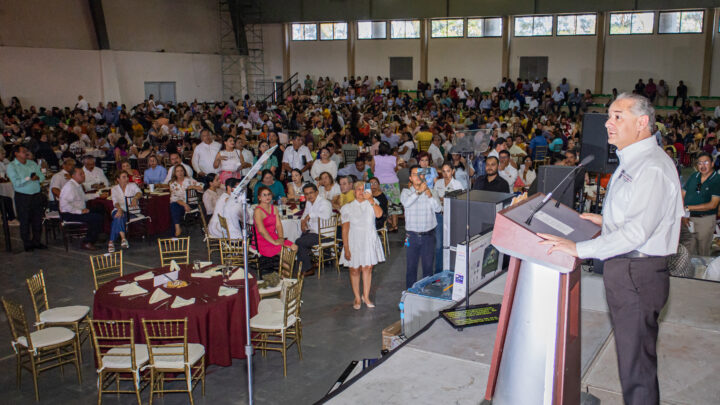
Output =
[{"x1": 540, "y1": 93, "x2": 683, "y2": 405}]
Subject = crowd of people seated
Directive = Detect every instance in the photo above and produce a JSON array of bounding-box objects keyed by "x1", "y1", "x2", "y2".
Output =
[{"x1": 1, "y1": 72, "x2": 718, "y2": 281}]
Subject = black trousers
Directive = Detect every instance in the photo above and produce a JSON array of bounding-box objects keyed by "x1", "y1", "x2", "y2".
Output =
[
  {"x1": 14, "y1": 191, "x2": 44, "y2": 249},
  {"x1": 60, "y1": 211, "x2": 104, "y2": 243},
  {"x1": 603, "y1": 256, "x2": 670, "y2": 405},
  {"x1": 295, "y1": 231, "x2": 318, "y2": 272}
]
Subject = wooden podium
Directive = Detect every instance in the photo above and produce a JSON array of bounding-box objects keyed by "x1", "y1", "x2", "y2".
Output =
[{"x1": 484, "y1": 193, "x2": 600, "y2": 405}]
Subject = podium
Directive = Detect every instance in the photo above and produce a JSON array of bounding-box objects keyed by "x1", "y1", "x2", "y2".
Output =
[{"x1": 484, "y1": 193, "x2": 600, "y2": 405}]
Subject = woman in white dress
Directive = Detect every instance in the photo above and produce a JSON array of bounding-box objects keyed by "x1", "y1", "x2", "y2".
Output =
[
  {"x1": 213, "y1": 135, "x2": 249, "y2": 185},
  {"x1": 340, "y1": 181, "x2": 385, "y2": 309}
]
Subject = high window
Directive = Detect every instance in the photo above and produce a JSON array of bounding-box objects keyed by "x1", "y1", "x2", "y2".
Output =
[
  {"x1": 609, "y1": 12, "x2": 654, "y2": 35},
  {"x1": 514, "y1": 16, "x2": 553, "y2": 37},
  {"x1": 467, "y1": 17, "x2": 503, "y2": 37}
]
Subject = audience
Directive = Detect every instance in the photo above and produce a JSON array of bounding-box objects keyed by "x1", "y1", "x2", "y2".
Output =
[
  {"x1": 82, "y1": 155, "x2": 109, "y2": 190},
  {"x1": 58, "y1": 167, "x2": 104, "y2": 250},
  {"x1": 295, "y1": 183, "x2": 333, "y2": 277},
  {"x1": 254, "y1": 186, "x2": 297, "y2": 259},
  {"x1": 168, "y1": 164, "x2": 203, "y2": 237},
  {"x1": 143, "y1": 155, "x2": 167, "y2": 184},
  {"x1": 253, "y1": 169, "x2": 285, "y2": 203},
  {"x1": 202, "y1": 173, "x2": 224, "y2": 215},
  {"x1": 108, "y1": 170, "x2": 142, "y2": 252}
]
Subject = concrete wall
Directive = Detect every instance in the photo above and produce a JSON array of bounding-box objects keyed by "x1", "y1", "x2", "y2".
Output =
[
  {"x1": 510, "y1": 35, "x2": 597, "y2": 93},
  {"x1": 356, "y1": 38, "x2": 421, "y2": 88},
  {"x1": 289, "y1": 39, "x2": 348, "y2": 84},
  {"x1": 0, "y1": 47, "x2": 222, "y2": 107},
  {"x1": 428, "y1": 37, "x2": 503, "y2": 91},
  {"x1": 604, "y1": 32, "x2": 706, "y2": 95},
  {"x1": 102, "y1": 0, "x2": 220, "y2": 53},
  {"x1": 262, "y1": 24, "x2": 285, "y2": 81},
  {"x1": 0, "y1": 0, "x2": 97, "y2": 49}
]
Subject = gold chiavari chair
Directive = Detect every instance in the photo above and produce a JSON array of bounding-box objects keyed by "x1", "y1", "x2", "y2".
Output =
[
  {"x1": 377, "y1": 226, "x2": 390, "y2": 257},
  {"x1": 2, "y1": 297, "x2": 82, "y2": 401},
  {"x1": 250, "y1": 280, "x2": 303, "y2": 377},
  {"x1": 217, "y1": 214, "x2": 230, "y2": 238},
  {"x1": 259, "y1": 246, "x2": 298, "y2": 299},
  {"x1": 89, "y1": 251, "x2": 124, "y2": 291},
  {"x1": 142, "y1": 318, "x2": 205, "y2": 405},
  {"x1": 219, "y1": 238, "x2": 245, "y2": 266},
  {"x1": 90, "y1": 319, "x2": 149, "y2": 405},
  {"x1": 26, "y1": 270, "x2": 90, "y2": 363},
  {"x1": 157, "y1": 237, "x2": 190, "y2": 266},
  {"x1": 312, "y1": 215, "x2": 339, "y2": 278}
]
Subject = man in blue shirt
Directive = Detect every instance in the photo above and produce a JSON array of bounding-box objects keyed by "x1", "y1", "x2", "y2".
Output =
[
  {"x1": 143, "y1": 155, "x2": 167, "y2": 185},
  {"x1": 6, "y1": 145, "x2": 46, "y2": 251},
  {"x1": 528, "y1": 128, "x2": 549, "y2": 160}
]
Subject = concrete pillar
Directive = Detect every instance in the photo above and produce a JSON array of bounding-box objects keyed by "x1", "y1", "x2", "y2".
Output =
[
  {"x1": 502, "y1": 16, "x2": 511, "y2": 79},
  {"x1": 700, "y1": 8, "x2": 717, "y2": 97},
  {"x1": 282, "y1": 23, "x2": 291, "y2": 82},
  {"x1": 420, "y1": 19, "x2": 429, "y2": 83},
  {"x1": 594, "y1": 12, "x2": 606, "y2": 94},
  {"x1": 348, "y1": 20, "x2": 356, "y2": 78}
]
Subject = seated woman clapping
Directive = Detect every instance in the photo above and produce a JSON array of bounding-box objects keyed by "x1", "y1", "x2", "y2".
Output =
[{"x1": 254, "y1": 186, "x2": 297, "y2": 258}]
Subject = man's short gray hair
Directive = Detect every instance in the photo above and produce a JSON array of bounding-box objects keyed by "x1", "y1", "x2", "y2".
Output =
[{"x1": 614, "y1": 92, "x2": 655, "y2": 132}]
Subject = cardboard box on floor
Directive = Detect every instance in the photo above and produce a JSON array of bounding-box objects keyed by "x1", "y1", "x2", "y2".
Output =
[{"x1": 382, "y1": 320, "x2": 402, "y2": 351}]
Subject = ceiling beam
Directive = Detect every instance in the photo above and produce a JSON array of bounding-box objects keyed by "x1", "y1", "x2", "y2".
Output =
[{"x1": 87, "y1": 0, "x2": 110, "y2": 49}]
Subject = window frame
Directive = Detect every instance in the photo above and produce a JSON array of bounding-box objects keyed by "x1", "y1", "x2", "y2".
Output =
[
  {"x1": 467, "y1": 17, "x2": 503, "y2": 38},
  {"x1": 390, "y1": 19, "x2": 421, "y2": 39},
  {"x1": 513, "y1": 15, "x2": 554, "y2": 37},
  {"x1": 608, "y1": 11, "x2": 656, "y2": 35},
  {"x1": 430, "y1": 18, "x2": 466, "y2": 38},
  {"x1": 555, "y1": 13, "x2": 597, "y2": 36},
  {"x1": 657, "y1": 10, "x2": 704, "y2": 34},
  {"x1": 291, "y1": 23, "x2": 318, "y2": 41},
  {"x1": 357, "y1": 20, "x2": 388, "y2": 40},
  {"x1": 318, "y1": 22, "x2": 348, "y2": 40}
]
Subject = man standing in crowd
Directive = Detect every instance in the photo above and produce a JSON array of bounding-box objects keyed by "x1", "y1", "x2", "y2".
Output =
[
  {"x1": 6, "y1": 145, "x2": 46, "y2": 251},
  {"x1": 192, "y1": 129, "x2": 221, "y2": 184},
  {"x1": 473, "y1": 156, "x2": 510, "y2": 193},
  {"x1": 540, "y1": 93, "x2": 683, "y2": 405},
  {"x1": 674, "y1": 80, "x2": 687, "y2": 107},
  {"x1": 282, "y1": 134, "x2": 314, "y2": 180},
  {"x1": 295, "y1": 183, "x2": 333, "y2": 277},
  {"x1": 82, "y1": 155, "x2": 109, "y2": 190},
  {"x1": 401, "y1": 165, "x2": 441, "y2": 289},
  {"x1": 59, "y1": 167, "x2": 104, "y2": 250}
]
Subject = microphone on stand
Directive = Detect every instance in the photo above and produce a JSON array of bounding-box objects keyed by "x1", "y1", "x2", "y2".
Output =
[{"x1": 525, "y1": 154, "x2": 594, "y2": 225}]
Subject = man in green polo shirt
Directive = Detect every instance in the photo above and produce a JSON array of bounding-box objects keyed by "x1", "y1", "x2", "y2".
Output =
[
  {"x1": 6, "y1": 145, "x2": 46, "y2": 252},
  {"x1": 682, "y1": 152, "x2": 720, "y2": 256}
]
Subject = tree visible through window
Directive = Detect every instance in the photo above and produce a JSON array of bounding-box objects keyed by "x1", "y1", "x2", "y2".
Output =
[
  {"x1": 514, "y1": 16, "x2": 553, "y2": 37},
  {"x1": 431, "y1": 19, "x2": 464, "y2": 38},
  {"x1": 556, "y1": 14, "x2": 596, "y2": 35},
  {"x1": 658, "y1": 11, "x2": 703, "y2": 33},
  {"x1": 609, "y1": 12, "x2": 654, "y2": 35},
  {"x1": 292, "y1": 23, "x2": 317, "y2": 40},
  {"x1": 320, "y1": 23, "x2": 347, "y2": 40},
  {"x1": 467, "y1": 17, "x2": 502, "y2": 37},
  {"x1": 391, "y1": 20, "x2": 420, "y2": 39}
]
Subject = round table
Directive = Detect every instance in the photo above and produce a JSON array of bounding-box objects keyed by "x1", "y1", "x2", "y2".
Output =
[
  {"x1": 89, "y1": 193, "x2": 171, "y2": 236},
  {"x1": 93, "y1": 264, "x2": 260, "y2": 367}
]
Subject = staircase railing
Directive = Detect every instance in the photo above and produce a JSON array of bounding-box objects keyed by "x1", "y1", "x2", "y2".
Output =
[{"x1": 262, "y1": 72, "x2": 299, "y2": 103}]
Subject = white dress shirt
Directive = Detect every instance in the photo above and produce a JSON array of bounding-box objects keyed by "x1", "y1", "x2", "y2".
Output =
[
  {"x1": 191, "y1": 141, "x2": 221, "y2": 175},
  {"x1": 576, "y1": 136, "x2": 683, "y2": 260},
  {"x1": 498, "y1": 164, "x2": 518, "y2": 188},
  {"x1": 219, "y1": 195, "x2": 244, "y2": 238},
  {"x1": 283, "y1": 145, "x2": 313, "y2": 171},
  {"x1": 49, "y1": 170, "x2": 71, "y2": 201},
  {"x1": 111, "y1": 183, "x2": 142, "y2": 210},
  {"x1": 83, "y1": 166, "x2": 109, "y2": 190},
  {"x1": 301, "y1": 197, "x2": 333, "y2": 234},
  {"x1": 434, "y1": 178, "x2": 463, "y2": 213},
  {"x1": 59, "y1": 179, "x2": 94, "y2": 214}
]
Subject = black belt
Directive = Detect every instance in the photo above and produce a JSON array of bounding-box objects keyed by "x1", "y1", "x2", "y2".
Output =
[
  {"x1": 615, "y1": 250, "x2": 668, "y2": 259},
  {"x1": 689, "y1": 212, "x2": 715, "y2": 218},
  {"x1": 407, "y1": 229, "x2": 435, "y2": 236}
]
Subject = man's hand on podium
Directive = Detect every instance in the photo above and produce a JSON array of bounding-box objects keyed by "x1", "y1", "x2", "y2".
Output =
[
  {"x1": 538, "y1": 233, "x2": 578, "y2": 257},
  {"x1": 579, "y1": 213, "x2": 602, "y2": 226}
]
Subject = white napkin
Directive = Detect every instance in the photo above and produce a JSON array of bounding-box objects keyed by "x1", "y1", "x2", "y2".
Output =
[
  {"x1": 114, "y1": 283, "x2": 134, "y2": 292},
  {"x1": 191, "y1": 272, "x2": 213, "y2": 278},
  {"x1": 169, "y1": 260, "x2": 181, "y2": 273},
  {"x1": 134, "y1": 271, "x2": 154, "y2": 281},
  {"x1": 148, "y1": 288, "x2": 171, "y2": 304},
  {"x1": 218, "y1": 286, "x2": 238, "y2": 296},
  {"x1": 170, "y1": 296, "x2": 195, "y2": 308},
  {"x1": 193, "y1": 261, "x2": 213, "y2": 270},
  {"x1": 229, "y1": 268, "x2": 254, "y2": 280},
  {"x1": 120, "y1": 283, "x2": 148, "y2": 297}
]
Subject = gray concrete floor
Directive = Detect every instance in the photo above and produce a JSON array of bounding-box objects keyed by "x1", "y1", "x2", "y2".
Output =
[{"x1": 0, "y1": 224, "x2": 411, "y2": 404}]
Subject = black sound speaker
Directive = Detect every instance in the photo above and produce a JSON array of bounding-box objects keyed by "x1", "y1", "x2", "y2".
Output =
[
  {"x1": 581, "y1": 113, "x2": 618, "y2": 173},
  {"x1": 536, "y1": 165, "x2": 584, "y2": 208}
]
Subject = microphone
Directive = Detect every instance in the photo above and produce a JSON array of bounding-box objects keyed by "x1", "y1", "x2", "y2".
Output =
[{"x1": 525, "y1": 154, "x2": 594, "y2": 225}]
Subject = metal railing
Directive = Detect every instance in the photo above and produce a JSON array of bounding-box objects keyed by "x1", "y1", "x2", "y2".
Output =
[{"x1": 262, "y1": 72, "x2": 299, "y2": 103}]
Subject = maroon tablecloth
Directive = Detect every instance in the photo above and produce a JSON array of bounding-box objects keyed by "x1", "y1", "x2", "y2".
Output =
[
  {"x1": 93, "y1": 264, "x2": 260, "y2": 367},
  {"x1": 89, "y1": 194, "x2": 171, "y2": 236}
]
